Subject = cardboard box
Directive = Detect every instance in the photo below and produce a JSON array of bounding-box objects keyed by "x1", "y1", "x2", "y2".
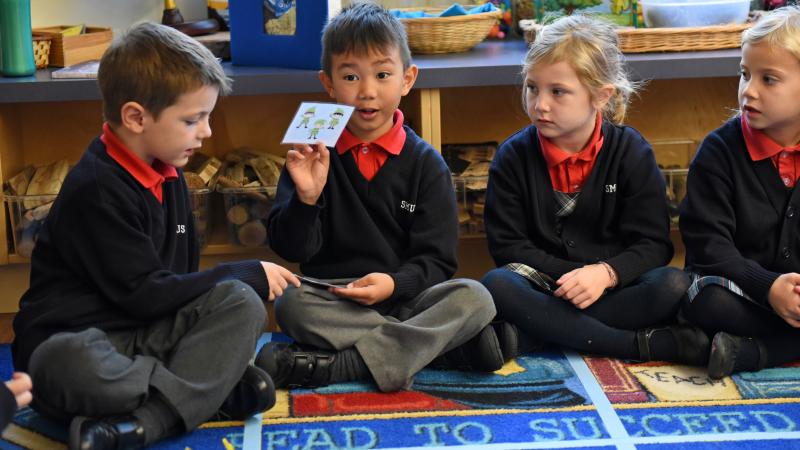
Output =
[{"x1": 32, "y1": 26, "x2": 112, "y2": 67}]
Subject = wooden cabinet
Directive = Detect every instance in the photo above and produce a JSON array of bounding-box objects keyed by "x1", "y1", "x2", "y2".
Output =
[{"x1": 0, "y1": 40, "x2": 742, "y2": 311}]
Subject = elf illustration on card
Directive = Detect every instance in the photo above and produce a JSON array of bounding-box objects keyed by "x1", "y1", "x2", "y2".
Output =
[
  {"x1": 282, "y1": 102, "x2": 354, "y2": 147},
  {"x1": 308, "y1": 119, "x2": 327, "y2": 140},
  {"x1": 328, "y1": 107, "x2": 345, "y2": 129},
  {"x1": 296, "y1": 106, "x2": 316, "y2": 128}
]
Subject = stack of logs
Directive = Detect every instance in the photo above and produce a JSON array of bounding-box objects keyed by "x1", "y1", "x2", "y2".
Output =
[
  {"x1": 3, "y1": 160, "x2": 69, "y2": 257},
  {"x1": 184, "y1": 149, "x2": 285, "y2": 247},
  {"x1": 447, "y1": 144, "x2": 495, "y2": 237}
]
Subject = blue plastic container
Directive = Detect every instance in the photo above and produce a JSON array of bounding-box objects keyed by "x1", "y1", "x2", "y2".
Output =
[{"x1": 229, "y1": 0, "x2": 335, "y2": 70}]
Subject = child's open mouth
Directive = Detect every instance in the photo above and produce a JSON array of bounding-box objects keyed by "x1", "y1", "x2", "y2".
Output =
[{"x1": 358, "y1": 108, "x2": 378, "y2": 120}]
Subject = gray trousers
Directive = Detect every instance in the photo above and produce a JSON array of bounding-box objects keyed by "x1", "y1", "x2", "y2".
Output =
[
  {"x1": 27, "y1": 280, "x2": 265, "y2": 430},
  {"x1": 274, "y1": 278, "x2": 495, "y2": 392}
]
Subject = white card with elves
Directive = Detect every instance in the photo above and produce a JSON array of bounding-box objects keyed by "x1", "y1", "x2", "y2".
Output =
[{"x1": 281, "y1": 102, "x2": 354, "y2": 147}]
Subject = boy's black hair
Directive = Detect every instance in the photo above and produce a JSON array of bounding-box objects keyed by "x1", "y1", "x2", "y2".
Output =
[{"x1": 321, "y1": 2, "x2": 412, "y2": 76}]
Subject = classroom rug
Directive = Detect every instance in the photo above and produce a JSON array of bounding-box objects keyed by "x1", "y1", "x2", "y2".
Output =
[{"x1": 2, "y1": 334, "x2": 800, "y2": 450}]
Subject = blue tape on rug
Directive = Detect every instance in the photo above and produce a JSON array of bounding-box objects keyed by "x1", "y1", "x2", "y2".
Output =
[{"x1": 564, "y1": 350, "x2": 634, "y2": 450}]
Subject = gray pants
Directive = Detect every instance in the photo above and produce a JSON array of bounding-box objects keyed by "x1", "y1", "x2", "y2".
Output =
[
  {"x1": 27, "y1": 280, "x2": 265, "y2": 430},
  {"x1": 275, "y1": 278, "x2": 495, "y2": 392}
]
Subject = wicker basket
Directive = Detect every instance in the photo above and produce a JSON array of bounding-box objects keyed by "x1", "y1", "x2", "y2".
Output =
[
  {"x1": 520, "y1": 20, "x2": 750, "y2": 53},
  {"x1": 399, "y1": 7, "x2": 503, "y2": 54},
  {"x1": 32, "y1": 34, "x2": 51, "y2": 69}
]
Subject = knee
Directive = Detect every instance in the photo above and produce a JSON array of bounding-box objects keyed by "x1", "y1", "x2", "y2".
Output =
[
  {"x1": 481, "y1": 268, "x2": 529, "y2": 309},
  {"x1": 29, "y1": 329, "x2": 122, "y2": 408},
  {"x1": 682, "y1": 285, "x2": 727, "y2": 323},
  {"x1": 212, "y1": 280, "x2": 266, "y2": 323},
  {"x1": 647, "y1": 267, "x2": 691, "y2": 295},
  {"x1": 273, "y1": 285, "x2": 309, "y2": 332},
  {"x1": 449, "y1": 278, "x2": 496, "y2": 321},
  {"x1": 29, "y1": 329, "x2": 106, "y2": 381}
]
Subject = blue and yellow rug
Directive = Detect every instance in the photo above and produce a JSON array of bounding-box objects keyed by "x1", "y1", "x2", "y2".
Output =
[{"x1": 2, "y1": 333, "x2": 800, "y2": 449}]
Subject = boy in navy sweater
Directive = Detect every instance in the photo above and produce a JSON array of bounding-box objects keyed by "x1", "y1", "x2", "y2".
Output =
[
  {"x1": 261, "y1": 3, "x2": 501, "y2": 392},
  {"x1": 12, "y1": 22, "x2": 298, "y2": 450}
]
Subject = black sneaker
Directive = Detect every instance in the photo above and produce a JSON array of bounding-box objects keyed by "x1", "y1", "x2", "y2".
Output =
[
  {"x1": 637, "y1": 324, "x2": 710, "y2": 366},
  {"x1": 69, "y1": 415, "x2": 145, "y2": 450},
  {"x1": 218, "y1": 365, "x2": 276, "y2": 420},
  {"x1": 708, "y1": 332, "x2": 767, "y2": 380},
  {"x1": 491, "y1": 320, "x2": 519, "y2": 361},
  {"x1": 429, "y1": 325, "x2": 504, "y2": 372},
  {"x1": 256, "y1": 342, "x2": 336, "y2": 389}
]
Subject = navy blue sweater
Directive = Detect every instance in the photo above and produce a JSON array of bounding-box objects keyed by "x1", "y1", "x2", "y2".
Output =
[
  {"x1": 485, "y1": 122, "x2": 673, "y2": 287},
  {"x1": 680, "y1": 117, "x2": 800, "y2": 305},
  {"x1": 13, "y1": 137, "x2": 268, "y2": 371},
  {"x1": 267, "y1": 125, "x2": 458, "y2": 302}
]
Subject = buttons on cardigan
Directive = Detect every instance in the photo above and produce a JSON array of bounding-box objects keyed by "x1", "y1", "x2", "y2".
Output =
[
  {"x1": 787, "y1": 206, "x2": 795, "y2": 219},
  {"x1": 782, "y1": 247, "x2": 791, "y2": 259},
  {"x1": 566, "y1": 239, "x2": 575, "y2": 248}
]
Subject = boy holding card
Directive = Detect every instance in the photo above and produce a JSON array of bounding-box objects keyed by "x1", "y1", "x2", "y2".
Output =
[
  {"x1": 262, "y1": 2, "x2": 504, "y2": 392},
  {"x1": 12, "y1": 23, "x2": 298, "y2": 450}
]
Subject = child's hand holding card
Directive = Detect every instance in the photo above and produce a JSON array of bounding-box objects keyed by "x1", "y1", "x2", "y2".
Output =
[{"x1": 282, "y1": 102, "x2": 354, "y2": 147}]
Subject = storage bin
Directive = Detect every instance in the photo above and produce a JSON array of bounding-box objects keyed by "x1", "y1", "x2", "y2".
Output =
[
  {"x1": 638, "y1": 0, "x2": 750, "y2": 28},
  {"x1": 32, "y1": 34, "x2": 51, "y2": 69},
  {"x1": 189, "y1": 188, "x2": 211, "y2": 249},
  {"x1": 398, "y1": 6, "x2": 503, "y2": 54},
  {"x1": 453, "y1": 175, "x2": 488, "y2": 238},
  {"x1": 218, "y1": 185, "x2": 276, "y2": 247},
  {"x1": 3, "y1": 194, "x2": 56, "y2": 258},
  {"x1": 31, "y1": 26, "x2": 112, "y2": 67},
  {"x1": 662, "y1": 167, "x2": 688, "y2": 228}
]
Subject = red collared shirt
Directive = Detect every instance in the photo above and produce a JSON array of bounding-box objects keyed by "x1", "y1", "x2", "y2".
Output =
[
  {"x1": 539, "y1": 113, "x2": 604, "y2": 193},
  {"x1": 335, "y1": 109, "x2": 406, "y2": 181},
  {"x1": 742, "y1": 115, "x2": 800, "y2": 188},
  {"x1": 101, "y1": 122, "x2": 178, "y2": 203}
]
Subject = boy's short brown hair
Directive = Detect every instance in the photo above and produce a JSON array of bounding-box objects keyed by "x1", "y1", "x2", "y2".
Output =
[
  {"x1": 321, "y1": 2, "x2": 412, "y2": 77},
  {"x1": 98, "y1": 21, "x2": 232, "y2": 124}
]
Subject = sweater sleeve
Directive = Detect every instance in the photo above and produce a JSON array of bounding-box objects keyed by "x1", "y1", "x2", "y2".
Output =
[
  {"x1": 266, "y1": 166, "x2": 325, "y2": 263},
  {"x1": 679, "y1": 134, "x2": 780, "y2": 304},
  {"x1": 387, "y1": 155, "x2": 458, "y2": 301},
  {"x1": 485, "y1": 136, "x2": 582, "y2": 277},
  {"x1": 603, "y1": 139, "x2": 674, "y2": 287},
  {"x1": 54, "y1": 185, "x2": 269, "y2": 319},
  {"x1": 0, "y1": 384, "x2": 15, "y2": 432}
]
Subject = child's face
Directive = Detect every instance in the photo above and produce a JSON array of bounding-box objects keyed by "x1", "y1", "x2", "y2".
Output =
[
  {"x1": 739, "y1": 41, "x2": 800, "y2": 146},
  {"x1": 319, "y1": 46, "x2": 418, "y2": 142},
  {"x1": 139, "y1": 84, "x2": 219, "y2": 168},
  {"x1": 524, "y1": 61, "x2": 609, "y2": 152}
]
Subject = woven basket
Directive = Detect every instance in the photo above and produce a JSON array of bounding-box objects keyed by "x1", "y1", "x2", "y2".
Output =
[
  {"x1": 520, "y1": 20, "x2": 750, "y2": 53},
  {"x1": 399, "y1": 7, "x2": 503, "y2": 54},
  {"x1": 32, "y1": 34, "x2": 51, "y2": 69}
]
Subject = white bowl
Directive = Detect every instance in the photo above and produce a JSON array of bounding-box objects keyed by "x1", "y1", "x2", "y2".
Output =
[{"x1": 638, "y1": 0, "x2": 750, "y2": 28}]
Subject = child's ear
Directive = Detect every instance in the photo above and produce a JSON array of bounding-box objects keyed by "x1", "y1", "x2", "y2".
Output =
[
  {"x1": 401, "y1": 64, "x2": 419, "y2": 96},
  {"x1": 318, "y1": 70, "x2": 336, "y2": 98},
  {"x1": 120, "y1": 101, "x2": 147, "y2": 134},
  {"x1": 593, "y1": 84, "x2": 615, "y2": 111}
]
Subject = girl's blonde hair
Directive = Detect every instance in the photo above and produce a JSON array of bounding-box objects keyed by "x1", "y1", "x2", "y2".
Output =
[
  {"x1": 742, "y1": 6, "x2": 800, "y2": 61},
  {"x1": 523, "y1": 15, "x2": 638, "y2": 124}
]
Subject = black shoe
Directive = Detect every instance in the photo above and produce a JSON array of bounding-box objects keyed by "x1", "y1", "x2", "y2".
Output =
[
  {"x1": 69, "y1": 415, "x2": 145, "y2": 450},
  {"x1": 637, "y1": 325, "x2": 710, "y2": 366},
  {"x1": 429, "y1": 325, "x2": 504, "y2": 372},
  {"x1": 218, "y1": 365, "x2": 276, "y2": 420},
  {"x1": 708, "y1": 332, "x2": 767, "y2": 380},
  {"x1": 256, "y1": 342, "x2": 336, "y2": 389},
  {"x1": 491, "y1": 320, "x2": 518, "y2": 361}
]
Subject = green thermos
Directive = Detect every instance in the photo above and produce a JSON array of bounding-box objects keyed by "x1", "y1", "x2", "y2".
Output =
[{"x1": 0, "y1": 0, "x2": 35, "y2": 77}]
